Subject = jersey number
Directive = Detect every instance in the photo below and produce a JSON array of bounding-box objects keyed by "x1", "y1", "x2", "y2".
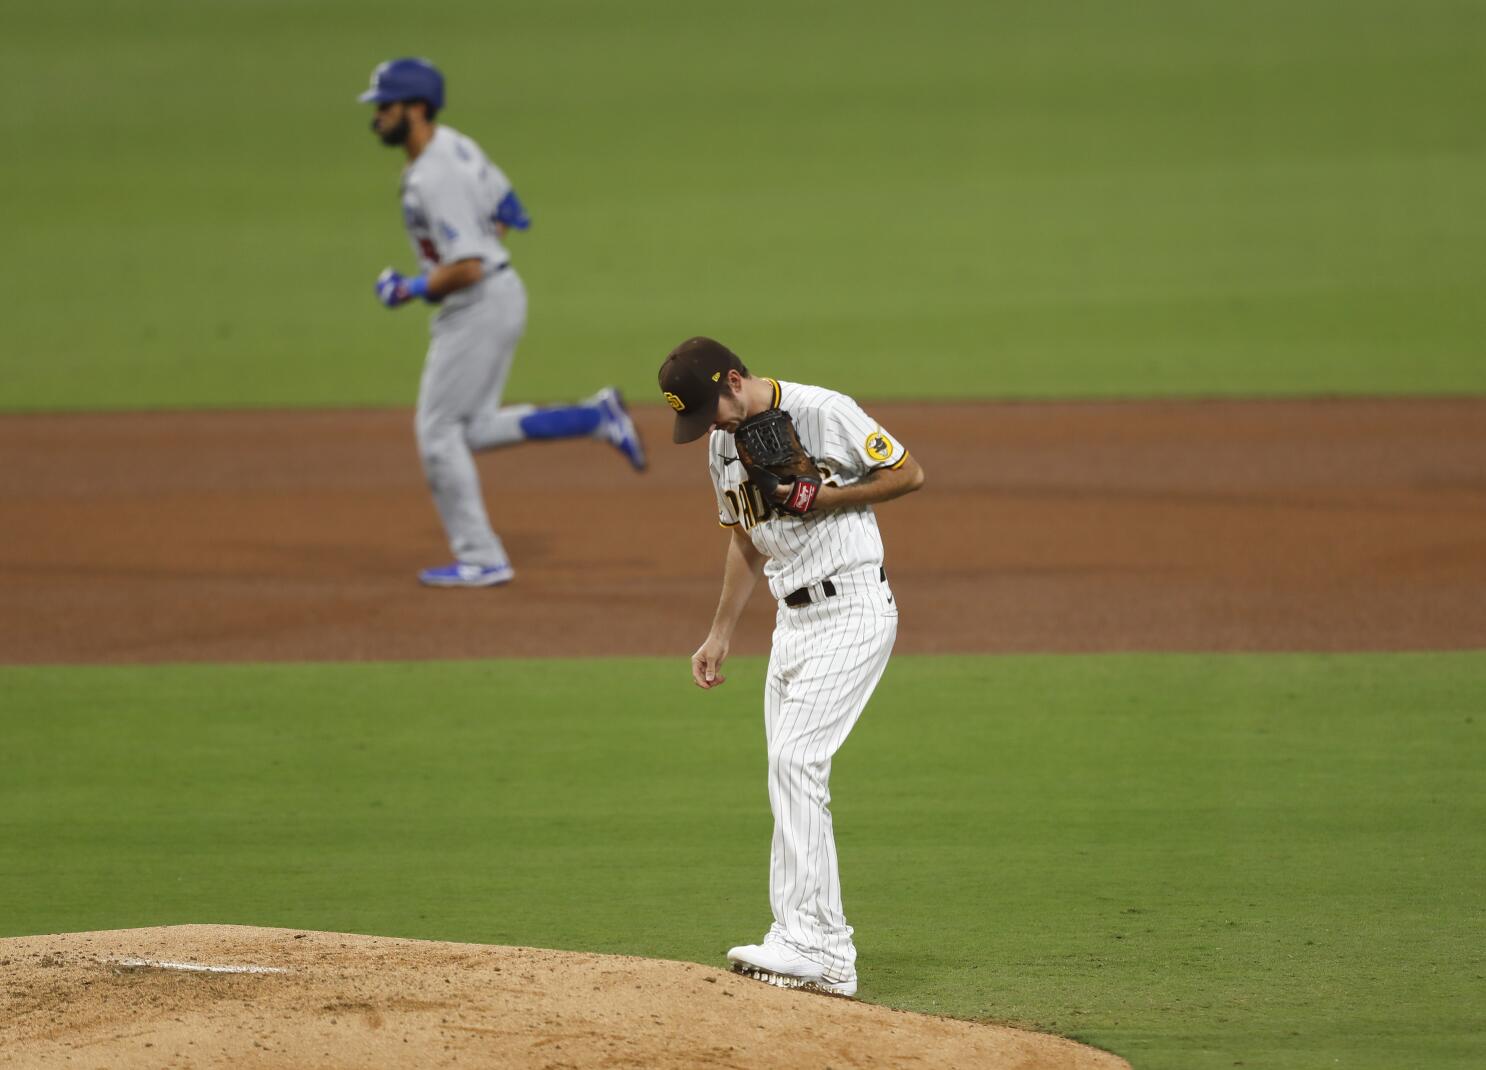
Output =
[
  {"x1": 724, "y1": 483, "x2": 772, "y2": 531},
  {"x1": 418, "y1": 238, "x2": 440, "y2": 263}
]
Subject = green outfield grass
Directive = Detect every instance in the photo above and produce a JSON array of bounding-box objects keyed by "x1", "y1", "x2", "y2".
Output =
[
  {"x1": 2, "y1": 1, "x2": 1482, "y2": 409},
  {"x1": 3, "y1": 653, "x2": 1482, "y2": 1069}
]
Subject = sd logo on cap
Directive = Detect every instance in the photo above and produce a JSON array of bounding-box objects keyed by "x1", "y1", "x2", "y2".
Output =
[{"x1": 657, "y1": 337, "x2": 750, "y2": 442}]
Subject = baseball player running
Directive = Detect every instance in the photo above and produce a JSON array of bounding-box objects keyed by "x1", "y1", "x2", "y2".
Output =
[
  {"x1": 659, "y1": 336, "x2": 925, "y2": 997},
  {"x1": 361, "y1": 58, "x2": 646, "y2": 588}
]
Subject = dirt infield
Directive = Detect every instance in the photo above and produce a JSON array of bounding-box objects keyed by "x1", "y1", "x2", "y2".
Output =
[
  {"x1": 0, "y1": 926, "x2": 1129, "y2": 1070},
  {"x1": 4, "y1": 398, "x2": 1482, "y2": 1067},
  {"x1": 2, "y1": 398, "x2": 1485, "y2": 663}
]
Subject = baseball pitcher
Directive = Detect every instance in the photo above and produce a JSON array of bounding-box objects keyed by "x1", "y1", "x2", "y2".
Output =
[
  {"x1": 659, "y1": 336, "x2": 925, "y2": 997},
  {"x1": 361, "y1": 58, "x2": 647, "y2": 587}
]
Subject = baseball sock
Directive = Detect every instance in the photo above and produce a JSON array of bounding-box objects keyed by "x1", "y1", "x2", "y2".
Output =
[
  {"x1": 518, "y1": 403, "x2": 603, "y2": 439},
  {"x1": 467, "y1": 402, "x2": 602, "y2": 450}
]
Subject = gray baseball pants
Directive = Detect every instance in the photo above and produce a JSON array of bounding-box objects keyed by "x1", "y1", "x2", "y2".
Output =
[{"x1": 415, "y1": 267, "x2": 530, "y2": 568}]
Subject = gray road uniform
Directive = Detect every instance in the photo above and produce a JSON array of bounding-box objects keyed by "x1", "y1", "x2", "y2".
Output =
[
  {"x1": 707, "y1": 378, "x2": 907, "y2": 987},
  {"x1": 401, "y1": 125, "x2": 529, "y2": 568}
]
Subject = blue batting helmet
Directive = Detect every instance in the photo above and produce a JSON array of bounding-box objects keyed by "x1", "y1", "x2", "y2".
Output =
[{"x1": 357, "y1": 58, "x2": 445, "y2": 110}]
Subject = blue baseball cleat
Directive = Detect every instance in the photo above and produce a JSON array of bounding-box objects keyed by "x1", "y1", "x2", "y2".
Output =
[
  {"x1": 592, "y1": 387, "x2": 647, "y2": 472},
  {"x1": 418, "y1": 562, "x2": 515, "y2": 588}
]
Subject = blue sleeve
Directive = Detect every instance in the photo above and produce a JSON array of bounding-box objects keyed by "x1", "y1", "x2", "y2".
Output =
[{"x1": 494, "y1": 190, "x2": 531, "y2": 231}]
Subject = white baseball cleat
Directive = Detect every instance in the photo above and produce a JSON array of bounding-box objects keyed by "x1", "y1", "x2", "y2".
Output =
[
  {"x1": 816, "y1": 974, "x2": 857, "y2": 998},
  {"x1": 726, "y1": 943, "x2": 857, "y2": 998}
]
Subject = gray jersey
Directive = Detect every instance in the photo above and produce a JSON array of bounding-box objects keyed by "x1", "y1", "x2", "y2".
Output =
[
  {"x1": 707, "y1": 378, "x2": 909, "y2": 600},
  {"x1": 399, "y1": 125, "x2": 514, "y2": 311},
  {"x1": 400, "y1": 125, "x2": 527, "y2": 569}
]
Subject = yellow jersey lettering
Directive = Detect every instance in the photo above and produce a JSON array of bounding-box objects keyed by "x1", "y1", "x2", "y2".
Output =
[
  {"x1": 726, "y1": 479, "x2": 777, "y2": 533},
  {"x1": 743, "y1": 481, "x2": 770, "y2": 529}
]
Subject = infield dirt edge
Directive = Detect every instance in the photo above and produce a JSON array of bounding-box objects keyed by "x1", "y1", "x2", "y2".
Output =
[{"x1": 0, "y1": 924, "x2": 1129, "y2": 1070}]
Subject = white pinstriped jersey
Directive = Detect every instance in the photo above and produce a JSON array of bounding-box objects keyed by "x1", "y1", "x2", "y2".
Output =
[
  {"x1": 399, "y1": 126, "x2": 514, "y2": 310},
  {"x1": 707, "y1": 378, "x2": 909, "y2": 601}
]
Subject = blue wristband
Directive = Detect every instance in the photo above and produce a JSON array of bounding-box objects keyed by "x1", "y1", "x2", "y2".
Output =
[{"x1": 406, "y1": 273, "x2": 431, "y2": 301}]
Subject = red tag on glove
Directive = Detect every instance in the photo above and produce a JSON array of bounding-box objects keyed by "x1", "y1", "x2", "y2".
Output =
[{"x1": 783, "y1": 478, "x2": 819, "y2": 515}]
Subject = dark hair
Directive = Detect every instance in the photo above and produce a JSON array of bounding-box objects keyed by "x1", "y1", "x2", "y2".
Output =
[{"x1": 407, "y1": 98, "x2": 439, "y2": 122}]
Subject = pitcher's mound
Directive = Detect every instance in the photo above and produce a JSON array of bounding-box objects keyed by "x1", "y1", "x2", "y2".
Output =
[{"x1": 0, "y1": 925, "x2": 1127, "y2": 1069}]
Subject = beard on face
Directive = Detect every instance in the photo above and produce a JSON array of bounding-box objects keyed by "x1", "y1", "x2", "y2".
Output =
[{"x1": 374, "y1": 113, "x2": 410, "y2": 146}]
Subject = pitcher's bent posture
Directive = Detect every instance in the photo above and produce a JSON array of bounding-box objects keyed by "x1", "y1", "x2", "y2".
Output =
[{"x1": 659, "y1": 336, "x2": 925, "y2": 996}]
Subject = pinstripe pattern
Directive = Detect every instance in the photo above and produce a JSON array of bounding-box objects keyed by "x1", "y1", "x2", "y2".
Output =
[
  {"x1": 703, "y1": 377, "x2": 907, "y2": 987},
  {"x1": 708, "y1": 380, "x2": 906, "y2": 600},
  {"x1": 763, "y1": 572, "x2": 897, "y2": 983}
]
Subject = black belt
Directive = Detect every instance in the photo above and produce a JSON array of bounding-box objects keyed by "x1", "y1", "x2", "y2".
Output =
[
  {"x1": 784, "y1": 567, "x2": 886, "y2": 608},
  {"x1": 491, "y1": 261, "x2": 511, "y2": 275}
]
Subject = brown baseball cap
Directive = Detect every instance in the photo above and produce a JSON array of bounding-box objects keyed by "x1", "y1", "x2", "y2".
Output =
[{"x1": 657, "y1": 336, "x2": 749, "y2": 443}]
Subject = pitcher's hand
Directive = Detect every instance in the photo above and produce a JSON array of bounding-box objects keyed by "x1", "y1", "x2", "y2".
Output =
[{"x1": 691, "y1": 635, "x2": 729, "y2": 689}]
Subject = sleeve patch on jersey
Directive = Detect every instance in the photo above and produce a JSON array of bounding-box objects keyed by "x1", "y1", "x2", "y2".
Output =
[{"x1": 865, "y1": 430, "x2": 894, "y2": 462}]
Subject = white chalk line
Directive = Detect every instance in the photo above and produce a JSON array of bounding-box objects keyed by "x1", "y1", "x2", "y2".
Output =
[{"x1": 111, "y1": 957, "x2": 288, "y2": 975}]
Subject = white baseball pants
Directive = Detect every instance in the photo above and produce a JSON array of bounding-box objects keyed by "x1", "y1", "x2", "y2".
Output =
[{"x1": 763, "y1": 567, "x2": 897, "y2": 984}]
